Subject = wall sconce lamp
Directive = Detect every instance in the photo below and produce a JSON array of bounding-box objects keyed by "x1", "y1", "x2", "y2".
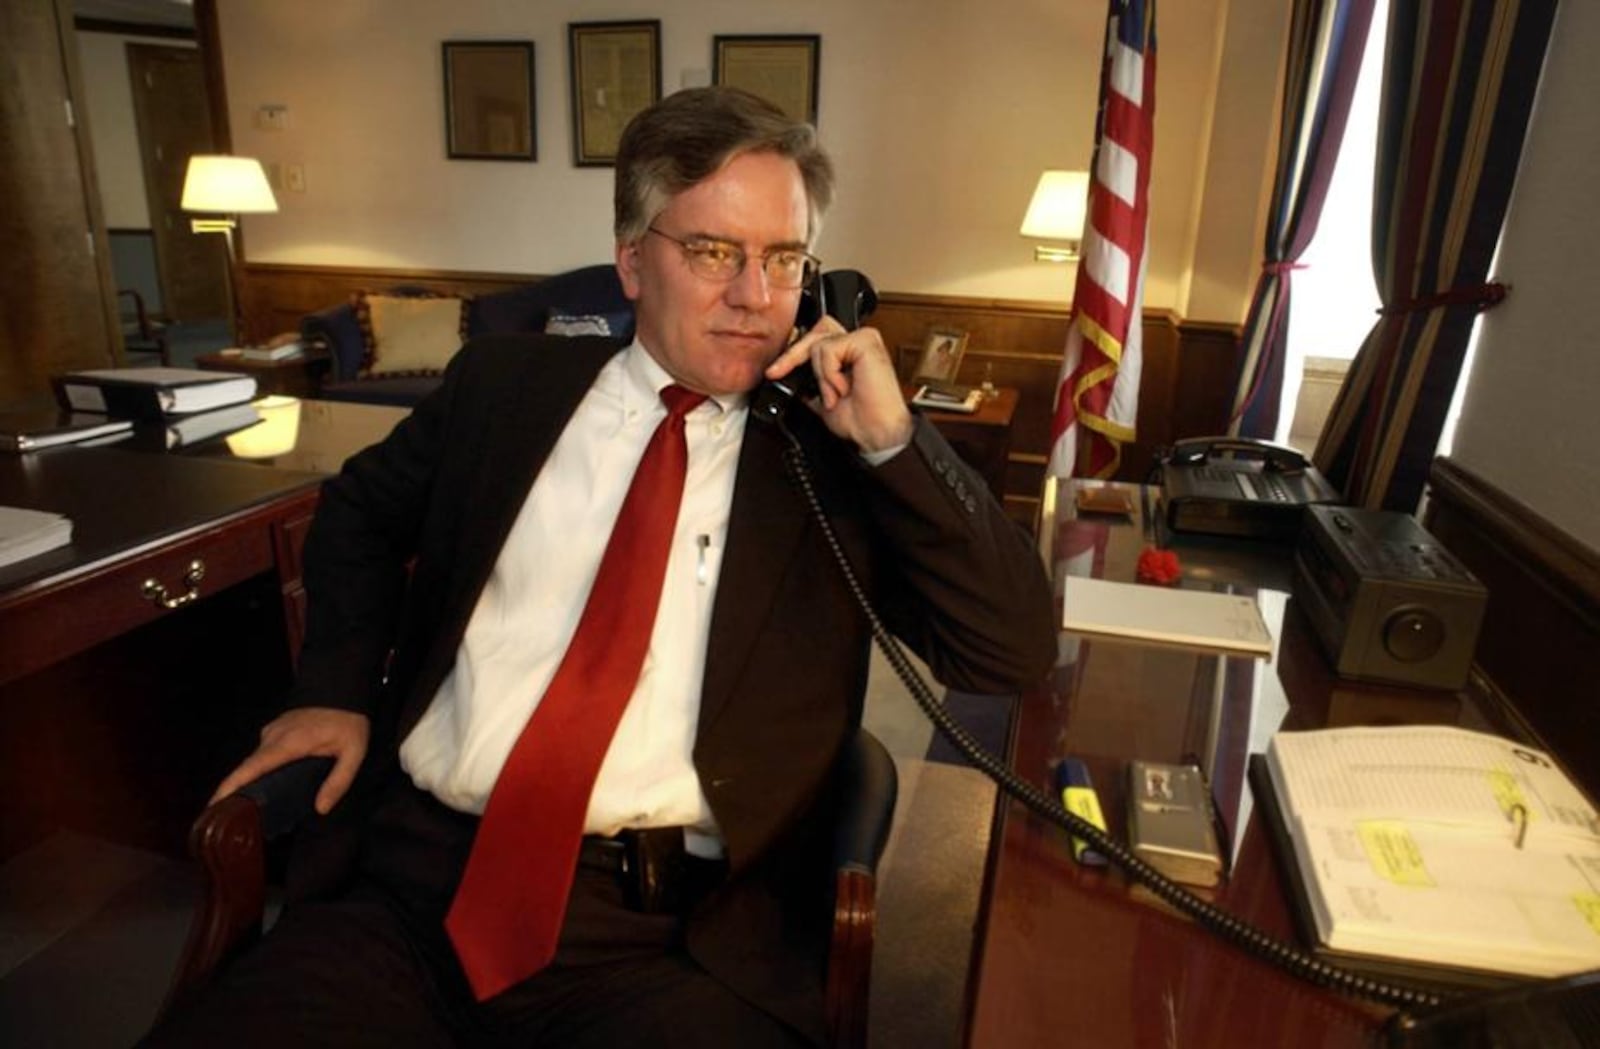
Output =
[
  {"x1": 1020, "y1": 169, "x2": 1089, "y2": 262},
  {"x1": 181, "y1": 154, "x2": 278, "y2": 342},
  {"x1": 181, "y1": 154, "x2": 278, "y2": 253}
]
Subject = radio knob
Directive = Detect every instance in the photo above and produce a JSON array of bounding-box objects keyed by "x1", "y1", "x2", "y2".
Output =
[{"x1": 1382, "y1": 606, "x2": 1445, "y2": 662}]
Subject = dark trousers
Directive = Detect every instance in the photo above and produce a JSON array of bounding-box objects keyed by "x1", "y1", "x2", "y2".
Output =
[{"x1": 145, "y1": 778, "x2": 810, "y2": 1049}]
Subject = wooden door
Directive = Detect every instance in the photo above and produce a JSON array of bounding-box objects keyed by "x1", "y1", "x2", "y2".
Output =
[
  {"x1": 127, "y1": 43, "x2": 229, "y2": 323},
  {"x1": 0, "y1": 0, "x2": 120, "y2": 408}
]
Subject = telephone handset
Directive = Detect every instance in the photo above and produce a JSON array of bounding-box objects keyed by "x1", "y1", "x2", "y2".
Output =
[
  {"x1": 751, "y1": 269, "x2": 879, "y2": 422},
  {"x1": 1163, "y1": 435, "x2": 1313, "y2": 474}
]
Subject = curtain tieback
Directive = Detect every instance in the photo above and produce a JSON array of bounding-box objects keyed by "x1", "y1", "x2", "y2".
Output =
[
  {"x1": 1262, "y1": 261, "x2": 1307, "y2": 275},
  {"x1": 1378, "y1": 282, "x2": 1508, "y2": 315}
]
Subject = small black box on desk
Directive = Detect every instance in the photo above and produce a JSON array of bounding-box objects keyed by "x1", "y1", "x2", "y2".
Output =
[{"x1": 1292, "y1": 505, "x2": 1487, "y2": 691}]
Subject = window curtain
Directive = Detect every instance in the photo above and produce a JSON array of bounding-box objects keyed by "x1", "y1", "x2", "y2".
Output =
[
  {"x1": 1227, "y1": 0, "x2": 1375, "y2": 439},
  {"x1": 1312, "y1": 0, "x2": 1559, "y2": 511}
]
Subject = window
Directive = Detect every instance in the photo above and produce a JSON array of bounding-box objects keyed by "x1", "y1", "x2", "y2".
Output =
[{"x1": 1281, "y1": 0, "x2": 1386, "y2": 450}]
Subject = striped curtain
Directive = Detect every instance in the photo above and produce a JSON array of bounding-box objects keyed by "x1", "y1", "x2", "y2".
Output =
[
  {"x1": 1313, "y1": 0, "x2": 1559, "y2": 511},
  {"x1": 1228, "y1": 0, "x2": 1376, "y2": 439}
]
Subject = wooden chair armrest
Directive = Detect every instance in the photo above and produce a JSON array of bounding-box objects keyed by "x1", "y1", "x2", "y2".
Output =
[
  {"x1": 160, "y1": 757, "x2": 332, "y2": 1017},
  {"x1": 826, "y1": 730, "x2": 898, "y2": 1049},
  {"x1": 237, "y1": 755, "x2": 332, "y2": 836}
]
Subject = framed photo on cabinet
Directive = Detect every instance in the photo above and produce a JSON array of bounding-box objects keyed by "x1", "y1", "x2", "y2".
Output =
[{"x1": 913, "y1": 328, "x2": 969, "y2": 384}]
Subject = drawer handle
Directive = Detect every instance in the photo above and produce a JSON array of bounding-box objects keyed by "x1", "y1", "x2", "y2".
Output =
[{"x1": 141, "y1": 559, "x2": 206, "y2": 610}]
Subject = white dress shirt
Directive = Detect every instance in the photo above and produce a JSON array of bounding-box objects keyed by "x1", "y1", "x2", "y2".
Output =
[{"x1": 400, "y1": 343, "x2": 747, "y2": 855}]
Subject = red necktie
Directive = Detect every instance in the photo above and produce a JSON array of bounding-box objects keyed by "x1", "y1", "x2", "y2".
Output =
[{"x1": 445, "y1": 384, "x2": 707, "y2": 1001}]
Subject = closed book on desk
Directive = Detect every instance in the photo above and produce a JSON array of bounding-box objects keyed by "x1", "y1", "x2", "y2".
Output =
[
  {"x1": 54, "y1": 367, "x2": 257, "y2": 419},
  {"x1": 911, "y1": 383, "x2": 982, "y2": 414},
  {"x1": 1251, "y1": 725, "x2": 1600, "y2": 986},
  {"x1": 0, "y1": 410, "x2": 133, "y2": 452},
  {"x1": 0, "y1": 506, "x2": 72, "y2": 568},
  {"x1": 1061, "y1": 575, "x2": 1272, "y2": 655},
  {"x1": 163, "y1": 403, "x2": 262, "y2": 449},
  {"x1": 239, "y1": 340, "x2": 303, "y2": 361}
]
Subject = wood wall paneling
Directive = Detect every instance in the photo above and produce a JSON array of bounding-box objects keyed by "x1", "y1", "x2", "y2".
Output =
[
  {"x1": 1423, "y1": 456, "x2": 1600, "y2": 798},
  {"x1": 1166, "y1": 322, "x2": 1245, "y2": 436},
  {"x1": 1125, "y1": 319, "x2": 1243, "y2": 482},
  {"x1": 237, "y1": 261, "x2": 535, "y2": 343},
  {"x1": 237, "y1": 264, "x2": 1240, "y2": 518},
  {"x1": 869, "y1": 291, "x2": 1241, "y2": 492}
]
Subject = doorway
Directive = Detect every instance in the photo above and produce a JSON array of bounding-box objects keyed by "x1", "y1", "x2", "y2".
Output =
[
  {"x1": 126, "y1": 42, "x2": 229, "y2": 323},
  {"x1": 0, "y1": 0, "x2": 121, "y2": 407}
]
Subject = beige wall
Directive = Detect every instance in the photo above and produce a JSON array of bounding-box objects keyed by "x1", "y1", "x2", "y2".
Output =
[
  {"x1": 1450, "y1": 1, "x2": 1600, "y2": 550},
  {"x1": 216, "y1": 0, "x2": 1288, "y2": 322}
]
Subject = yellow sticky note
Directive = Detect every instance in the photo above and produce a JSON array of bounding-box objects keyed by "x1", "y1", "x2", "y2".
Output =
[
  {"x1": 1576, "y1": 894, "x2": 1600, "y2": 937},
  {"x1": 1487, "y1": 769, "x2": 1531, "y2": 822},
  {"x1": 1356, "y1": 821, "x2": 1435, "y2": 887}
]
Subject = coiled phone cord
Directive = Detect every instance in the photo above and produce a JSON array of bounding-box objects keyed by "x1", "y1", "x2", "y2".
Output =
[{"x1": 777, "y1": 435, "x2": 1448, "y2": 1012}]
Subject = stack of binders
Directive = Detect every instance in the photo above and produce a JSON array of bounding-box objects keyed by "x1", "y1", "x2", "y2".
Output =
[{"x1": 53, "y1": 367, "x2": 263, "y2": 449}]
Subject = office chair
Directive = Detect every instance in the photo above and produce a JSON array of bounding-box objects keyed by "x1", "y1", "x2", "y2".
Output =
[
  {"x1": 118, "y1": 289, "x2": 172, "y2": 366},
  {"x1": 161, "y1": 728, "x2": 897, "y2": 1049}
]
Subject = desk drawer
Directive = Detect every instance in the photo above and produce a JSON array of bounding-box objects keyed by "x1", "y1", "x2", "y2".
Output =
[{"x1": 0, "y1": 520, "x2": 277, "y2": 687}]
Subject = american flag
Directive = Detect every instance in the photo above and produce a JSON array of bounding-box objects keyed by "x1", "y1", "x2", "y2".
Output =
[{"x1": 1048, "y1": 0, "x2": 1157, "y2": 479}]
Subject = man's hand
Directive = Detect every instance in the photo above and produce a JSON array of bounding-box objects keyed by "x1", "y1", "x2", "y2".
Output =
[
  {"x1": 211, "y1": 707, "x2": 371, "y2": 816},
  {"x1": 765, "y1": 318, "x2": 914, "y2": 454}
]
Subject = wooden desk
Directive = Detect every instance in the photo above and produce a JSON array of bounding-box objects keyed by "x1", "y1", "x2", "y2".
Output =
[
  {"x1": 963, "y1": 479, "x2": 1521, "y2": 1047},
  {"x1": 0, "y1": 400, "x2": 408, "y2": 859},
  {"x1": 0, "y1": 449, "x2": 324, "y2": 687}
]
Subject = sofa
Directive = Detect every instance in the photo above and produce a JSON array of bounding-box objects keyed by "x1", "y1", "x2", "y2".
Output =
[{"x1": 300, "y1": 263, "x2": 634, "y2": 406}]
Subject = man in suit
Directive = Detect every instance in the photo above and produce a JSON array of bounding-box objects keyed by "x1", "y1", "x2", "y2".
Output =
[{"x1": 150, "y1": 87, "x2": 1054, "y2": 1048}]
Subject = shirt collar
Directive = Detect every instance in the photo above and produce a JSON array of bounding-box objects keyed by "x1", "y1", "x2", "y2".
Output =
[{"x1": 622, "y1": 340, "x2": 746, "y2": 416}]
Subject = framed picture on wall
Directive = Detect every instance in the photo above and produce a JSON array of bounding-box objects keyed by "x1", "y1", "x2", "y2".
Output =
[
  {"x1": 568, "y1": 20, "x2": 661, "y2": 167},
  {"x1": 913, "y1": 328, "x2": 969, "y2": 384},
  {"x1": 712, "y1": 35, "x2": 820, "y2": 125},
  {"x1": 442, "y1": 41, "x2": 536, "y2": 161}
]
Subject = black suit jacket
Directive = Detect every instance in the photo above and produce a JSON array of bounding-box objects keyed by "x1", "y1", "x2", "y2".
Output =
[{"x1": 288, "y1": 334, "x2": 1055, "y2": 1041}]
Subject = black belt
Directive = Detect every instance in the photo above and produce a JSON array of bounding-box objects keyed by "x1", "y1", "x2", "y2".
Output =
[{"x1": 578, "y1": 827, "x2": 728, "y2": 914}]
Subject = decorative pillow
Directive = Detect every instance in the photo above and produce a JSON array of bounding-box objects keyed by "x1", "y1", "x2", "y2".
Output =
[
  {"x1": 354, "y1": 291, "x2": 469, "y2": 377},
  {"x1": 544, "y1": 309, "x2": 633, "y2": 339}
]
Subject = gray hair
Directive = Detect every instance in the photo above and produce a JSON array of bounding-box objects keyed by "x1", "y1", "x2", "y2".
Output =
[{"x1": 613, "y1": 86, "x2": 835, "y2": 245}]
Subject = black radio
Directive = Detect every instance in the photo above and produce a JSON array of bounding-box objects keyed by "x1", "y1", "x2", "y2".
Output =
[{"x1": 1292, "y1": 505, "x2": 1487, "y2": 690}]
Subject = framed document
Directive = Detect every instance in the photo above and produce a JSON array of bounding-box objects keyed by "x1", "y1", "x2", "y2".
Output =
[
  {"x1": 442, "y1": 41, "x2": 536, "y2": 161},
  {"x1": 568, "y1": 20, "x2": 661, "y2": 167},
  {"x1": 713, "y1": 35, "x2": 820, "y2": 125}
]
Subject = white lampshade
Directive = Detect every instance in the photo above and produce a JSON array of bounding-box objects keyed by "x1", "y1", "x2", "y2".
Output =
[
  {"x1": 181, "y1": 155, "x2": 279, "y2": 214},
  {"x1": 1020, "y1": 170, "x2": 1089, "y2": 261}
]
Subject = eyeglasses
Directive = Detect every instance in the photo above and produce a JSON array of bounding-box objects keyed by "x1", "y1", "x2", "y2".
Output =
[{"x1": 647, "y1": 227, "x2": 821, "y2": 290}]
